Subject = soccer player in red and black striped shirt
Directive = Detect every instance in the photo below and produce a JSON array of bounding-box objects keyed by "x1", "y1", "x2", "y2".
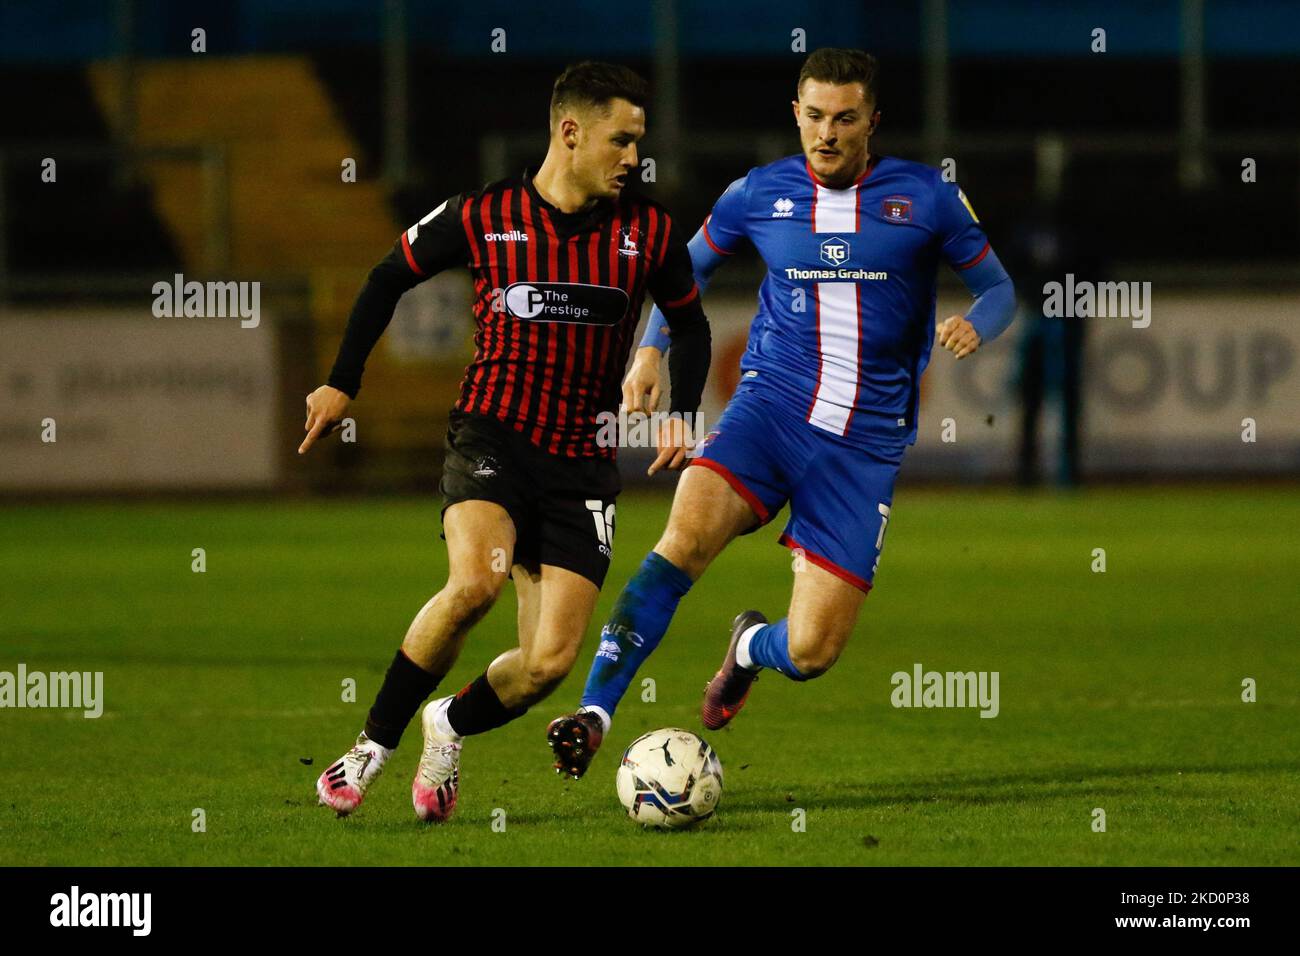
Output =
[{"x1": 301, "y1": 63, "x2": 711, "y2": 821}]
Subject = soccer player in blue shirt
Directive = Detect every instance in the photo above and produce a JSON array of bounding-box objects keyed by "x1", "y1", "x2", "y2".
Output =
[{"x1": 547, "y1": 48, "x2": 1018, "y2": 776}]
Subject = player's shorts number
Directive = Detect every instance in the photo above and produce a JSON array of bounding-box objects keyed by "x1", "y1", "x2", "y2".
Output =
[{"x1": 585, "y1": 499, "x2": 616, "y2": 548}]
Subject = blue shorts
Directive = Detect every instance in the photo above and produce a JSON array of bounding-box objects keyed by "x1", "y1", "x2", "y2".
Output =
[{"x1": 691, "y1": 384, "x2": 906, "y2": 593}]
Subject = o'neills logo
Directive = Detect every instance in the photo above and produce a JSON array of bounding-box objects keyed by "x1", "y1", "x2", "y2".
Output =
[{"x1": 484, "y1": 230, "x2": 529, "y2": 241}]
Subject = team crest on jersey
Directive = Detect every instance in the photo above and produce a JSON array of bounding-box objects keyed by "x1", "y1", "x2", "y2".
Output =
[
  {"x1": 618, "y1": 226, "x2": 639, "y2": 258},
  {"x1": 882, "y1": 196, "x2": 913, "y2": 223},
  {"x1": 471, "y1": 455, "x2": 500, "y2": 479},
  {"x1": 819, "y1": 236, "x2": 851, "y2": 266},
  {"x1": 771, "y1": 197, "x2": 795, "y2": 218}
]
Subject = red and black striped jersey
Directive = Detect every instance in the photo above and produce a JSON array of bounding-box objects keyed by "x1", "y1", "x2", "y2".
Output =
[{"x1": 329, "y1": 169, "x2": 708, "y2": 459}]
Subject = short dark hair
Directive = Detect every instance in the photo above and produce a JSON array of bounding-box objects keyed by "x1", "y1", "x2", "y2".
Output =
[
  {"x1": 550, "y1": 61, "x2": 649, "y2": 129},
  {"x1": 797, "y1": 48, "x2": 879, "y2": 106}
]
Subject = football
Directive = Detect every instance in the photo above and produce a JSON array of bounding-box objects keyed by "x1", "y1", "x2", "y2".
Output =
[{"x1": 615, "y1": 728, "x2": 723, "y2": 828}]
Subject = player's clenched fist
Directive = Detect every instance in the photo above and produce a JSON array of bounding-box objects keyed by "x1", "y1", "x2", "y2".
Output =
[
  {"x1": 622, "y1": 345, "x2": 663, "y2": 414},
  {"x1": 936, "y1": 314, "x2": 981, "y2": 359},
  {"x1": 299, "y1": 385, "x2": 351, "y2": 455}
]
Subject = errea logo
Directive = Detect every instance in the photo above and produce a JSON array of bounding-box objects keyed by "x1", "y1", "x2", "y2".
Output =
[
  {"x1": 772, "y1": 197, "x2": 795, "y2": 218},
  {"x1": 819, "y1": 236, "x2": 850, "y2": 266}
]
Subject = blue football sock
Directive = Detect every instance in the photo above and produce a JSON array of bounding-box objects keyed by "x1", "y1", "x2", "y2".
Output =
[
  {"x1": 581, "y1": 551, "x2": 694, "y2": 721},
  {"x1": 746, "y1": 619, "x2": 809, "y2": 681}
]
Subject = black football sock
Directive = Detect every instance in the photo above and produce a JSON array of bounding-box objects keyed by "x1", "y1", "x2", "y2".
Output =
[
  {"x1": 444, "y1": 672, "x2": 526, "y2": 737},
  {"x1": 364, "y1": 649, "x2": 440, "y2": 749}
]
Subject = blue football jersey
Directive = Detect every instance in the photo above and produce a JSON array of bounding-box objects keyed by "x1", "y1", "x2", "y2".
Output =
[{"x1": 702, "y1": 154, "x2": 991, "y2": 446}]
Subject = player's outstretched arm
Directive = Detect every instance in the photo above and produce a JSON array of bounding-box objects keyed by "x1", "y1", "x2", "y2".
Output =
[
  {"x1": 937, "y1": 250, "x2": 1017, "y2": 360},
  {"x1": 630, "y1": 227, "x2": 733, "y2": 473},
  {"x1": 643, "y1": 223, "x2": 721, "y2": 474},
  {"x1": 933, "y1": 176, "x2": 1017, "y2": 360},
  {"x1": 299, "y1": 195, "x2": 468, "y2": 454},
  {"x1": 634, "y1": 228, "x2": 730, "y2": 366},
  {"x1": 298, "y1": 255, "x2": 421, "y2": 454},
  {"x1": 629, "y1": 173, "x2": 749, "y2": 412}
]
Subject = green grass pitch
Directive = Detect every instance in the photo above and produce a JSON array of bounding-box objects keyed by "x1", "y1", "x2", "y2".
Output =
[{"x1": 2, "y1": 486, "x2": 1297, "y2": 866}]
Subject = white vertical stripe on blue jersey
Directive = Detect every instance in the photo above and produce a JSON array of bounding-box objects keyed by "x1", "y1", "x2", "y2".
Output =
[
  {"x1": 808, "y1": 183, "x2": 861, "y2": 435},
  {"x1": 813, "y1": 182, "x2": 857, "y2": 233},
  {"x1": 809, "y1": 282, "x2": 860, "y2": 433}
]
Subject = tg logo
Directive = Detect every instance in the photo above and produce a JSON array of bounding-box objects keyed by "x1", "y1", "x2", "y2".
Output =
[{"x1": 820, "y1": 236, "x2": 850, "y2": 266}]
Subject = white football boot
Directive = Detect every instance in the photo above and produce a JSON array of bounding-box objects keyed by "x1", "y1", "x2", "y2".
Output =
[
  {"x1": 412, "y1": 697, "x2": 462, "y2": 822},
  {"x1": 316, "y1": 733, "x2": 390, "y2": 816}
]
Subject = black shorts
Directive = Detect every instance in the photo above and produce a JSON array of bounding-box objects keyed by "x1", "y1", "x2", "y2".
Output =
[{"x1": 439, "y1": 410, "x2": 622, "y2": 587}]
